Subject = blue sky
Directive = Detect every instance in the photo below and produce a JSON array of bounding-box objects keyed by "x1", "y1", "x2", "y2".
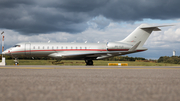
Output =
[{"x1": 0, "y1": 0, "x2": 180, "y2": 59}]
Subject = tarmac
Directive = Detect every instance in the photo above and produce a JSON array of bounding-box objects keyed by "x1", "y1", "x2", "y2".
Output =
[{"x1": 0, "y1": 66, "x2": 180, "y2": 101}]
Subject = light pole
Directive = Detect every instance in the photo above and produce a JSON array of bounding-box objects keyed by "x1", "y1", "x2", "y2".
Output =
[{"x1": 1, "y1": 31, "x2": 4, "y2": 58}]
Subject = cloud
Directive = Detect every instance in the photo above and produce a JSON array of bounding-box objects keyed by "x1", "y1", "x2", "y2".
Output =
[
  {"x1": 0, "y1": 0, "x2": 180, "y2": 35},
  {"x1": 87, "y1": 15, "x2": 111, "y2": 29},
  {"x1": 1, "y1": 0, "x2": 180, "y2": 59},
  {"x1": 145, "y1": 23, "x2": 180, "y2": 46}
]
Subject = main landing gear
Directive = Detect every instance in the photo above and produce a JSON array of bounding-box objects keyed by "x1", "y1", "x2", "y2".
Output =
[
  {"x1": 85, "y1": 60, "x2": 93, "y2": 66},
  {"x1": 14, "y1": 58, "x2": 19, "y2": 65}
]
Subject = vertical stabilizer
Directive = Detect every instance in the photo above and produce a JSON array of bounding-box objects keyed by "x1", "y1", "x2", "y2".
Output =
[{"x1": 120, "y1": 24, "x2": 163, "y2": 48}]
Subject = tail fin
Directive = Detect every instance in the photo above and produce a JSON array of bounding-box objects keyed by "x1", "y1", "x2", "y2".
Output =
[{"x1": 120, "y1": 24, "x2": 172, "y2": 49}]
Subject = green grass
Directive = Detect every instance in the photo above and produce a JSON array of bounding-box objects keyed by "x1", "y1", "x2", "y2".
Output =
[
  {"x1": 3, "y1": 59, "x2": 180, "y2": 66},
  {"x1": 94, "y1": 60, "x2": 180, "y2": 66}
]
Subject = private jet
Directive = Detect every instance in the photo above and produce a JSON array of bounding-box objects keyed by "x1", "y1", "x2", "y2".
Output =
[{"x1": 2, "y1": 24, "x2": 170, "y2": 65}]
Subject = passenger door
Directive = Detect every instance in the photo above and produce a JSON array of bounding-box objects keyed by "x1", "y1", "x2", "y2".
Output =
[{"x1": 25, "y1": 43, "x2": 31, "y2": 55}]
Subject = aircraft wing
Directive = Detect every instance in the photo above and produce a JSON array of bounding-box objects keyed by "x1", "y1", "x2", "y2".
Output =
[
  {"x1": 48, "y1": 51, "x2": 117, "y2": 59},
  {"x1": 48, "y1": 50, "x2": 142, "y2": 60}
]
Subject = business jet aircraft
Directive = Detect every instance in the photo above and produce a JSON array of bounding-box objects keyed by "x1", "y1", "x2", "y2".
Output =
[{"x1": 2, "y1": 24, "x2": 169, "y2": 65}]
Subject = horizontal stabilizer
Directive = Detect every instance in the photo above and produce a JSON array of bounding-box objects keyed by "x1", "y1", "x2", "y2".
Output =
[{"x1": 140, "y1": 25, "x2": 174, "y2": 31}]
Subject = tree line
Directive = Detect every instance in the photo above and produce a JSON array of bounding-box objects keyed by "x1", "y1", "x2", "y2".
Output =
[
  {"x1": 0, "y1": 55, "x2": 54, "y2": 60},
  {"x1": 157, "y1": 56, "x2": 180, "y2": 64},
  {"x1": 103, "y1": 56, "x2": 146, "y2": 61}
]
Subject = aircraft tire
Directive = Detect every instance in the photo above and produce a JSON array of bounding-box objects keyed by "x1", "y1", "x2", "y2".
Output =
[{"x1": 85, "y1": 60, "x2": 93, "y2": 65}]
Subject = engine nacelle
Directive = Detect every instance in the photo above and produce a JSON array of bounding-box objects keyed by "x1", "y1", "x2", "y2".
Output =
[{"x1": 107, "y1": 42, "x2": 132, "y2": 51}]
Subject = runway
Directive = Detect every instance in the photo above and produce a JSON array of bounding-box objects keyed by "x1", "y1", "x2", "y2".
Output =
[
  {"x1": 0, "y1": 66, "x2": 180, "y2": 101},
  {"x1": 1, "y1": 65, "x2": 180, "y2": 69}
]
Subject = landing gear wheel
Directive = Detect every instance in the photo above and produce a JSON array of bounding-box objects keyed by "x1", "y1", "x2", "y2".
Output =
[
  {"x1": 14, "y1": 62, "x2": 19, "y2": 65},
  {"x1": 85, "y1": 60, "x2": 93, "y2": 66},
  {"x1": 14, "y1": 58, "x2": 19, "y2": 65}
]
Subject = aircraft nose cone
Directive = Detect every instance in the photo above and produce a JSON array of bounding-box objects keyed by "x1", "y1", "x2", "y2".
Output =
[
  {"x1": 2, "y1": 50, "x2": 9, "y2": 55},
  {"x1": 2, "y1": 51, "x2": 6, "y2": 55},
  {"x1": 2, "y1": 51, "x2": 5, "y2": 55}
]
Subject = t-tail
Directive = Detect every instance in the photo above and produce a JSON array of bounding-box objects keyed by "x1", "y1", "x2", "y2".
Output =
[{"x1": 120, "y1": 24, "x2": 172, "y2": 49}]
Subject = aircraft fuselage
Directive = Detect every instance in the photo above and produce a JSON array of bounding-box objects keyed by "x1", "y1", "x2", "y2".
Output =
[{"x1": 3, "y1": 42, "x2": 139, "y2": 60}]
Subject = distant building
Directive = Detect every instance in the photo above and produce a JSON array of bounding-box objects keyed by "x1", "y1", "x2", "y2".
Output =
[{"x1": 173, "y1": 50, "x2": 176, "y2": 56}]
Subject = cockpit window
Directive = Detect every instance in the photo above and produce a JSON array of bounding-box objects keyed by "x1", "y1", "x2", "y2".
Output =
[{"x1": 13, "y1": 45, "x2": 21, "y2": 47}]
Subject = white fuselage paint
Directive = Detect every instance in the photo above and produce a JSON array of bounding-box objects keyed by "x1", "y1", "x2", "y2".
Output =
[{"x1": 3, "y1": 42, "x2": 144, "y2": 60}]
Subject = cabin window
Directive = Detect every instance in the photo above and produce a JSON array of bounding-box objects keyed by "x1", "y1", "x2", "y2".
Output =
[
  {"x1": 57, "y1": 46, "x2": 58, "y2": 49},
  {"x1": 61, "y1": 46, "x2": 63, "y2": 49},
  {"x1": 66, "y1": 47, "x2": 68, "y2": 49},
  {"x1": 38, "y1": 46, "x2": 40, "y2": 49},
  {"x1": 85, "y1": 47, "x2": 87, "y2": 49},
  {"x1": 47, "y1": 46, "x2": 49, "y2": 49},
  {"x1": 76, "y1": 47, "x2": 78, "y2": 49},
  {"x1": 71, "y1": 47, "x2": 73, "y2": 49},
  {"x1": 33, "y1": 46, "x2": 35, "y2": 49},
  {"x1": 80, "y1": 47, "x2": 82, "y2": 49},
  {"x1": 52, "y1": 46, "x2": 54, "y2": 49},
  {"x1": 43, "y1": 46, "x2": 44, "y2": 49}
]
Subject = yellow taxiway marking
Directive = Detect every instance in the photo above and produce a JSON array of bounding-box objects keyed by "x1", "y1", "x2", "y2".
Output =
[{"x1": 0, "y1": 67, "x2": 180, "y2": 70}]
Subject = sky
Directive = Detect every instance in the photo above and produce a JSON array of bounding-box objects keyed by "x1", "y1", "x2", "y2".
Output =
[{"x1": 0, "y1": 0, "x2": 180, "y2": 59}]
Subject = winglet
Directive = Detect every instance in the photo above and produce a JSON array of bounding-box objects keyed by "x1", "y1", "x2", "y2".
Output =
[{"x1": 128, "y1": 41, "x2": 141, "y2": 51}]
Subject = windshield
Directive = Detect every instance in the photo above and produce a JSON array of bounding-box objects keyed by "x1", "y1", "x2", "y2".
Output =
[{"x1": 13, "y1": 45, "x2": 21, "y2": 47}]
